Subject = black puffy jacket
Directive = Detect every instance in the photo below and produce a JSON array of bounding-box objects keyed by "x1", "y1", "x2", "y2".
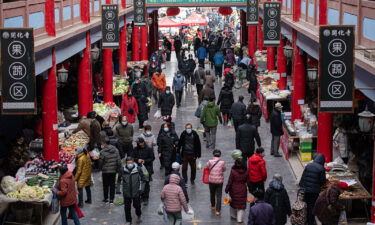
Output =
[
  {"x1": 177, "y1": 130, "x2": 201, "y2": 158},
  {"x1": 131, "y1": 145, "x2": 155, "y2": 175},
  {"x1": 265, "y1": 181, "x2": 292, "y2": 225},
  {"x1": 217, "y1": 87, "x2": 234, "y2": 114},
  {"x1": 235, "y1": 123, "x2": 261, "y2": 156},
  {"x1": 299, "y1": 154, "x2": 327, "y2": 194},
  {"x1": 158, "y1": 92, "x2": 175, "y2": 116},
  {"x1": 157, "y1": 131, "x2": 179, "y2": 166},
  {"x1": 270, "y1": 110, "x2": 284, "y2": 136},
  {"x1": 230, "y1": 101, "x2": 246, "y2": 121}
]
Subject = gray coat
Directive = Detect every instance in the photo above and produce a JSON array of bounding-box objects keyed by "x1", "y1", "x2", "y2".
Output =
[
  {"x1": 113, "y1": 123, "x2": 134, "y2": 144},
  {"x1": 99, "y1": 145, "x2": 121, "y2": 174}
]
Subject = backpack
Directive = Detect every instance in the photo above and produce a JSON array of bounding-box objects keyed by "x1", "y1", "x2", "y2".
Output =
[{"x1": 290, "y1": 189, "x2": 307, "y2": 225}]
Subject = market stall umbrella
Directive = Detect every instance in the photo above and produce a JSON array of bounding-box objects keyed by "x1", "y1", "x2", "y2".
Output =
[
  {"x1": 159, "y1": 16, "x2": 181, "y2": 28},
  {"x1": 181, "y1": 14, "x2": 208, "y2": 26}
]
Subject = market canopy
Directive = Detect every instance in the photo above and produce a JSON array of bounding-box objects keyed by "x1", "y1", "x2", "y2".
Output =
[
  {"x1": 181, "y1": 14, "x2": 208, "y2": 26},
  {"x1": 159, "y1": 16, "x2": 181, "y2": 27}
]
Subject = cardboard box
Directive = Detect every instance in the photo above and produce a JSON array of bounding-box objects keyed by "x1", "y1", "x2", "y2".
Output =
[{"x1": 301, "y1": 152, "x2": 312, "y2": 162}]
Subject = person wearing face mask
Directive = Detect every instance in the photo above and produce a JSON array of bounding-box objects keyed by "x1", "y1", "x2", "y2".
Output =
[
  {"x1": 130, "y1": 137, "x2": 155, "y2": 204},
  {"x1": 247, "y1": 147, "x2": 267, "y2": 194},
  {"x1": 172, "y1": 71, "x2": 185, "y2": 108},
  {"x1": 236, "y1": 114, "x2": 262, "y2": 161},
  {"x1": 270, "y1": 102, "x2": 284, "y2": 157},
  {"x1": 152, "y1": 68, "x2": 166, "y2": 102},
  {"x1": 87, "y1": 111, "x2": 101, "y2": 151},
  {"x1": 158, "y1": 86, "x2": 175, "y2": 117},
  {"x1": 113, "y1": 116, "x2": 134, "y2": 159},
  {"x1": 139, "y1": 125, "x2": 157, "y2": 149},
  {"x1": 157, "y1": 123, "x2": 179, "y2": 176},
  {"x1": 177, "y1": 123, "x2": 201, "y2": 185},
  {"x1": 98, "y1": 137, "x2": 121, "y2": 204},
  {"x1": 122, "y1": 157, "x2": 144, "y2": 224},
  {"x1": 120, "y1": 91, "x2": 139, "y2": 124}
]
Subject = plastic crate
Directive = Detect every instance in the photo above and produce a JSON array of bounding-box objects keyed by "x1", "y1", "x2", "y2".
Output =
[{"x1": 301, "y1": 152, "x2": 312, "y2": 162}]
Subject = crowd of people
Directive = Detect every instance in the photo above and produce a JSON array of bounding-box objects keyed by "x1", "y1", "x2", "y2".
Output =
[{"x1": 49, "y1": 31, "x2": 351, "y2": 225}]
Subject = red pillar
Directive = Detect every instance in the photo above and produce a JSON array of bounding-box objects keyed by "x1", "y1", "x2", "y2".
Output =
[
  {"x1": 317, "y1": 0, "x2": 333, "y2": 163},
  {"x1": 119, "y1": 18, "x2": 127, "y2": 75},
  {"x1": 103, "y1": 49, "x2": 113, "y2": 103},
  {"x1": 372, "y1": 141, "x2": 375, "y2": 223},
  {"x1": 132, "y1": 26, "x2": 140, "y2": 61},
  {"x1": 149, "y1": 12, "x2": 155, "y2": 57},
  {"x1": 44, "y1": 0, "x2": 55, "y2": 36},
  {"x1": 267, "y1": 47, "x2": 275, "y2": 71},
  {"x1": 248, "y1": 26, "x2": 256, "y2": 58},
  {"x1": 257, "y1": 18, "x2": 264, "y2": 51},
  {"x1": 291, "y1": 30, "x2": 305, "y2": 121},
  {"x1": 293, "y1": 0, "x2": 301, "y2": 22},
  {"x1": 78, "y1": 32, "x2": 93, "y2": 116},
  {"x1": 140, "y1": 25, "x2": 148, "y2": 61},
  {"x1": 80, "y1": 0, "x2": 90, "y2": 24},
  {"x1": 155, "y1": 11, "x2": 159, "y2": 50},
  {"x1": 240, "y1": 11, "x2": 247, "y2": 44},
  {"x1": 43, "y1": 48, "x2": 58, "y2": 161},
  {"x1": 277, "y1": 38, "x2": 287, "y2": 89}
]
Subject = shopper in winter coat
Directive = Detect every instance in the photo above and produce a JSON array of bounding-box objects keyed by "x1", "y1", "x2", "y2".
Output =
[
  {"x1": 172, "y1": 72, "x2": 185, "y2": 108},
  {"x1": 265, "y1": 174, "x2": 291, "y2": 225},
  {"x1": 122, "y1": 157, "x2": 144, "y2": 224},
  {"x1": 88, "y1": 111, "x2": 102, "y2": 151},
  {"x1": 165, "y1": 162, "x2": 189, "y2": 202},
  {"x1": 225, "y1": 158, "x2": 248, "y2": 223},
  {"x1": 177, "y1": 124, "x2": 201, "y2": 184},
  {"x1": 163, "y1": 37, "x2": 172, "y2": 61},
  {"x1": 199, "y1": 85, "x2": 216, "y2": 104},
  {"x1": 247, "y1": 100, "x2": 262, "y2": 130},
  {"x1": 157, "y1": 123, "x2": 179, "y2": 176},
  {"x1": 193, "y1": 65, "x2": 205, "y2": 98},
  {"x1": 75, "y1": 148, "x2": 93, "y2": 207},
  {"x1": 247, "y1": 147, "x2": 267, "y2": 194},
  {"x1": 201, "y1": 99, "x2": 222, "y2": 149},
  {"x1": 248, "y1": 189, "x2": 275, "y2": 225},
  {"x1": 230, "y1": 96, "x2": 247, "y2": 132},
  {"x1": 72, "y1": 116, "x2": 90, "y2": 135},
  {"x1": 187, "y1": 54, "x2": 196, "y2": 84},
  {"x1": 204, "y1": 70, "x2": 216, "y2": 89},
  {"x1": 54, "y1": 165, "x2": 81, "y2": 225},
  {"x1": 214, "y1": 51, "x2": 224, "y2": 78},
  {"x1": 225, "y1": 49, "x2": 236, "y2": 67},
  {"x1": 206, "y1": 150, "x2": 226, "y2": 216},
  {"x1": 208, "y1": 42, "x2": 217, "y2": 69},
  {"x1": 139, "y1": 124, "x2": 157, "y2": 149},
  {"x1": 131, "y1": 137, "x2": 155, "y2": 203},
  {"x1": 136, "y1": 95, "x2": 149, "y2": 129},
  {"x1": 158, "y1": 86, "x2": 175, "y2": 117},
  {"x1": 248, "y1": 72, "x2": 258, "y2": 102},
  {"x1": 132, "y1": 77, "x2": 148, "y2": 99},
  {"x1": 174, "y1": 37, "x2": 183, "y2": 62},
  {"x1": 224, "y1": 67, "x2": 235, "y2": 89},
  {"x1": 152, "y1": 69, "x2": 166, "y2": 102},
  {"x1": 313, "y1": 182, "x2": 348, "y2": 225},
  {"x1": 270, "y1": 102, "x2": 283, "y2": 157},
  {"x1": 217, "y1": 85, "x2": 234, "y2": 126},
  {"x1": 120, "y1": 92, "x2": 139, "y2": 124},
  {"x1": 197, "y1": 45, "x2": 207, "y2": 67},
  {"x1": 99, "y1": 138, "x2": 121, "y2": 203},
  {"x1": 113, "y1": 116, "x2": 134, "y2": 159},
  {"x1": 299, "y1": 154, "x2": 327, "y2": 225},
  {"x1": 236, "y1": 115, "x2": 262, "y2": 161},
  {"x1": 161, "y1": 174, "x2": 190, "y2": 225}
]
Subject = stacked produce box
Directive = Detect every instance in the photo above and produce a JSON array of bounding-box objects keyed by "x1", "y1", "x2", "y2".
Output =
[{"x1": 300, "y1": 138, "x2": 313, "y2": 162}]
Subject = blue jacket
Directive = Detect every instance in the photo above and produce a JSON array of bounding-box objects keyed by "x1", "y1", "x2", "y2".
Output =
[
  {"x1": 248, "y1": 200, "x2": 275, "y2": 225},
  {"x1": 172, "y1": 75, "x2": 185, "y2": 91},
  {"x1": 197, "y1": 46, "x2": 207, "y2": 60},
  {"x1": 214, "y1": 52, "x2": 224, "y2": 66}
]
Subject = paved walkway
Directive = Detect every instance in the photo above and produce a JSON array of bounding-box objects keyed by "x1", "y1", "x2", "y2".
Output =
[{"x1": 79, "y1": 53, "x2": 299, "y2": 225}]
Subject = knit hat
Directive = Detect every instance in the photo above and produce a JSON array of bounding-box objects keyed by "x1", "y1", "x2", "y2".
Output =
[
  {"x1": 273, "y1": 173, "x2": 283, "y2": 183},
  {"x1": 338, "y1": 182, "x2": 349, "y2": 190},
  {"x1": 136, "y1": 137, "x2": 145, "y2": 143},
  {"x1": 172, "y1": 162, "x2": 180, "y2": 170}
]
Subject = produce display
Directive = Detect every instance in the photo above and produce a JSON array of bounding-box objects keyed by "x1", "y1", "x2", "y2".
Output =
[
  {"x1": 25, "y1": 158, "x2": 59, "y2": 174},
  {"x1": 6, "y1": 185, "x2": 50, "y2": 200},
  {"x1": 93, "y1": 102, "x2": 121, "y2": 120},
  {"x1": 113, "y1": 78, "x2": 130, "y2": 96},
  {"x1": 26, "y1": 174, "x2": 58, "y2": 188},
  {"x1": 1, "y1": 176, "x2": 24, "y2": 194},
  {"x1": 59, "y1": 152, "x2": 75, "y2": 164},
  {"x1": 127, "y1": 60, "x2": 148, "y2": 69},
  {"x1": 60, "y1": 133, "x2": 89, "y2": 154}
]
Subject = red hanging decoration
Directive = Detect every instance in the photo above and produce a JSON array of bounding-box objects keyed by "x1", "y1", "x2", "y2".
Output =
[
  {"x1": 218, "y1": 7, "x2": 233, "y2": 16},
  {"x1": 166, "y1": 7, "x2": 180, "y2": 17}
]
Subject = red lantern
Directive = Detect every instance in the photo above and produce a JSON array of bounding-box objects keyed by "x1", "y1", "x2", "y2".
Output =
[
  {"x1": 218, "y1": 7, "x2": 233, "y2": 16},
  {"x1": 166, "y1": 7, "x2": 180, "y2": 17}
]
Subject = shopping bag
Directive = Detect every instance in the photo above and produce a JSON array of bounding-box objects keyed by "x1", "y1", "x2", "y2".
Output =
[
  {"x1": 223, "y1": 195, "x2": 231, "y2": 205},
  {"x1": 247, "y1": 194, "x2": 255, "y2": 203},
  {"x1": 154, "y1": 110, "x2": 162, "y2": 119},
  {"x1": 51, "y1": 192, "x2": 59, "y2": 214},
  {"x1": 141, "y1": 166, "x2": 150, "y2": 182},
  {"x1": 68, "y1": 204, "x2": 84, "y2": 219},
  {"x1": 202, "y1": 168, "x2": 210, "y2": 184},
  {"x1": 89, "y1": 148, "x2": 100, "y2": 160},
  {"x1": 196, "y1": 160, "x2": 203, "y2": 170},
  {"x1": 182, "y1": 204, "x2": 194, "y2": 220}
]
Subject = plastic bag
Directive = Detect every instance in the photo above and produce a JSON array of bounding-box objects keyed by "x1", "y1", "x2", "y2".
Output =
[
  {"x1": 202, "y1": 168, "x2": 210, "y2": 184},
  {"x1": 223, "y1": 194, "x2": 231, "y2": 205},
  {"x1": 196, "y1": 160, "x2": 202, "y2": 170},
  {"x1": 157, "y1": 203, "x2": 168, "y2": 223},
  {"x1": 141, "y1": 166, "x2": 150, "y2": 182},
  {"x1": 1, "y1": 176, "x2": 24, "y2": 194},
  {"x1": 154, "y1": 110, "x2": 162, "y2": 119},
  {"x1": 89, "y1": 148, "x2": 100, "y2": 160},
  {"x1": 15, "y1": 167, "x2": 26, "y2": 184},
  {"x1": 51, "y1": 192, "x2": 59, "y2": 214},
  {"x1": 182, "y1": 204, "x2": 194, "y2": 220}
]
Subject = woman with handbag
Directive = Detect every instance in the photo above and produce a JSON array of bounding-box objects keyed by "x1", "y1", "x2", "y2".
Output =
[
  {"x1": 120, "y1": 91, "x2": 139, "y2": 124},
  {"x1": 225, "y1": 158, "x2": 247, "y2": 224},
  {"x1": 205, "y1": 149, "x2": 226, "y2": 216}
]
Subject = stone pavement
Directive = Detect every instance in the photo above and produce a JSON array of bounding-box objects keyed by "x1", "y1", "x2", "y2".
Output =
[{"x1": 79, "y1": 53, "x2": 299, "y2": 225}]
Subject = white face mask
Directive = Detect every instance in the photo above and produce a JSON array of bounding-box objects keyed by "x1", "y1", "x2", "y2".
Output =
[
  {"x1": 166, "y1": 90, "x2": 170, "y2": 94},
  {"x1": 146, "y1": 131, "x2": 152, "y2": 135},
  {"x1": 121, "y1": 122, "x2": 128, "y2": 126}
]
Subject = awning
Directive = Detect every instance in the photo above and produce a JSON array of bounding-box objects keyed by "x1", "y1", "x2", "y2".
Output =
[
  {"x1": 181, "y1": 14, "x2": 208, "y2": 27},
  {"x1": 159, "y1": 16, "x2": 181, "y2": 28},
  {"x1": 355, "y1": 66, "x2": 375, "y2": 102}
]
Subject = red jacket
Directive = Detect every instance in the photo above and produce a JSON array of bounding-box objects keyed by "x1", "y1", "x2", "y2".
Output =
[
  {"x1": 56, "y1": 171, "x2": 78, "y2": 207},
  {"x1": 121, "y1": 94, "x2": 139, "y2": 123},
  {"x1": 248, "y1": 153, "x2": 267, "y2": 183}
]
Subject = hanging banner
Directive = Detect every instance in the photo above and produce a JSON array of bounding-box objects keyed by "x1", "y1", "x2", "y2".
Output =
[
  {"x1": 102, "y1": 4, "x2": 119, "y2": 48},
  {"x1": 134, "y1": 0, "x2": 146, "y2": 27},
  {"x1": 0, "y1": 28, "x2": 36, "y2": 115},
  {"x1": 246, "y1": 0, "x2": 258, "y2": 25},
  {"x1": 319, "y1": 25, "x2": 354, "y2": 113},
  {"x1": 263, "y1": 2, "x2": 281, "y2": 46}
]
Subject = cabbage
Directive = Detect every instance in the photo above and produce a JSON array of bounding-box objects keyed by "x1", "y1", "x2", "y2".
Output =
[
  {"x1": 231, "y1": 150, "x2": 243, "y2": 160},
  {"x1": 6, "y1": 185, "x2": 50, "y2": 200},
  {"x1": 1, "y1": 176, "x2": 24, "y2": 194}
]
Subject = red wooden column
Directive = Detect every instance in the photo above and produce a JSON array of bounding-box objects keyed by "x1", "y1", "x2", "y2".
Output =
[
  {"x1": 80, "y1": 0, "x2": 90, "y2": 23},
  {"x1": 148, "y1": 12, "x2": 155, "y2": 57},
  {"x1": 132, "y1": 25, "x2": 140, "y2": 61},
  {"x1": 45, "y1": 0, "x2": 55, "y2": 36},
  {"x1": 317, "y1": 0, "x2": 333, "y2": 163},
  {"x1": 240, "y1": 10, "x2": 247, "y2": 44},
  {"x1": 102, "y1": 0, "x2": 113, "y2": 102},
  {"x1": 155, "y1": 11, "x2": 159, "y2": 50},
  {"x1": 119, "y1": 18, "x2": 127, "y2": 75},
  {"x1": 291, "y1": 37, "x2": 305, "y2": 121},
  {"x1": 78, "y1": 32, "x2": 93, "y2": 116},
  {"x1": 43, "y1": 48, "x2": 59, "y2": 161},
  {"x1": 257, "y1": 18, "x2": 264, "y2": 51},
  {"x1": 277, "y1": 38, "x2": 287, "y2": 89},
  {"x1": 140, "y1": 15, "x2": 148, "y2": 61},
  {"x1": 267, "y1": 47, "x2": 275, "y2": 70},
  {"x1": 248, "y1": 26, "x2": 256, "y2": 58}
]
